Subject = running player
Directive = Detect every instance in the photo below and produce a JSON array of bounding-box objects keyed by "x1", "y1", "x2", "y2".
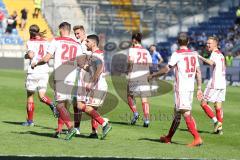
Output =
[
  {"x1": 149, "y1": 32, "x2": 203, "y2": 147},
  {"x1": 198, "y1": 36, "x2": 226, "y2": 135},
  {"x1": 127, "y1": 32, "x2": 152, "y2": 127},
  {"x1": 23, "y1": 24, "x2": 58, "y2": 126}
]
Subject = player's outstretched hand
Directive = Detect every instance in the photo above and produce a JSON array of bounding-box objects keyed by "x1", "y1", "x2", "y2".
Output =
[{"x1": 196, "y1": 89, "x2": 203, "y2": 101}]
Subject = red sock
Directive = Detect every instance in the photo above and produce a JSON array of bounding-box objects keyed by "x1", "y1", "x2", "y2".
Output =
[
  {"x1": 40, "y1": 96, "x2": 53, "y2": 106},
  {"x1": 27, "y1": 102, "x2": 34, "y2": 121},
  {"x1": 184, "y1": 115, "x2": 200, "y2": 139},
  {"x1": 73, "y1": 106, "x2": 81, "y2": 128},
  {"x1": 89, "y1": 110, "x2": 105, "y2": 125},
  {"x1": 167, "y1": 113, "x2": 181, "y2": 138},
  {"x1": 127, "y1": 96, "x2": 137, "y2": 113},
  {"x1": 142, "y1": 102, "x2": 150, "y2": 120},
  {"x1": 91, "y1": 118, "x2": 98, "y2": 132},
  {"x1": 57, "y1": 118, "x2": 64, "y2": 132},
  {"x1": 201, "y1": 104, "x2": 215, "y2": 119},
  {"x1": 57, "y1": 105, "x2": 72, "y2": 129},
  {"x1": 215, "y1": 108, "x2": 223, "y2": 123}
]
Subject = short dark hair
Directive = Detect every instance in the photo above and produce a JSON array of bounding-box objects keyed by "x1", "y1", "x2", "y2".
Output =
[
  {"x1": 87, "y1": 34, "x2": 99, "y2": 46},
  {"x1": 58, "y1": 22, "x2": 71, "y2": 32},
  {"x1": 177, "y1": 32, "x2": 189, "y2": 46},
  {"x1": 132, "y1": 32, "x2": 142, "y2": 43},
  {"x1": 73, "y1": 25, "x2": 85, "y2": 32},
  {"x1": 208, "y1": 36, "x2": 219, "y2": 44}
]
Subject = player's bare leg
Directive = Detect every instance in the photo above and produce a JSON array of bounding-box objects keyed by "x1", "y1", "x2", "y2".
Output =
[
  {"x1": 141, "y1": 97, "x2": 150, "y2": 127},
  {"x1": 160, "y1": 109, "x2": 181, "y2": 143},
  {"x1": 22, "y1": 91, "x2": 35, "y2": 126},
  {"x1": 77, "y1": 101, "x2": 112, "y2": 139},
  {"x1": 214, "y1": 102, "x2": 223, "y2": 135},
  {"x1": 38, "y1": 91, "x2": 59, "y2": 118},
  {"x1": 182, "y1": 110, "x2": 203, "y2": 147}
]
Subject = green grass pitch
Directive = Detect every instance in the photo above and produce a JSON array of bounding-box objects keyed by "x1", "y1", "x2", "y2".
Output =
[{"x1": 0, "y1": 69, "x2": 239, "y2": 159}]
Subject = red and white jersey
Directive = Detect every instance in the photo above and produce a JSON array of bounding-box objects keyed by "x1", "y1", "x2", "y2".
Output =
[
  {"x1": 168, "y1": 48, "x2": 200, "y2": 92},
  {"x1": 128, "y1": 46, "x2": 152, "y2": 80},
  {"x1": 207, "y1": 50, "x2": 226, "y2": 89},
  {"x1": 80, "y1": 49, "x2": 105, "y2": 86},
  {"x1": 26, "y1": 38, "x2": 49, "y2": 74},
  {"x1": 47, "y1": 36, "x2": 83, "y2": 81}
]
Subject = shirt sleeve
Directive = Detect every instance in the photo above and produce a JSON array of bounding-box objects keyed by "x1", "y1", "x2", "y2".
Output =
[
  {"x1": 128, "y1": 48, "x2": 134, "y2": 62},
  {"x1": 46, "y1": 39, "x2": 57, "y2": 56},
  {"x1": 26, "y1": 41, "x2": 35, "y2": 53},
  {"x1": 168, "y1": 52, "x2": 179, "y2": 67},
  {"x1": 157, "y1": 52, "x2": 162, "y2": 60}
]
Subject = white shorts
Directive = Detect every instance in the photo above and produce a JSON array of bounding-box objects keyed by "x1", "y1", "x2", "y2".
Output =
[
  {"x1": 25, "y1": 73, "x2": 49, "y2": 92},
  {"x1": 128, "y1": 80, "x2": 151, "y2": 97},
  {"x1": 55, "y1": 80, "x2": 77, "y2": 102},
  {"x1": 203, "y1": 88, "x2": 226, "y2": 103},
  {"x1": 77, "y1": 80, "x2": 108, "y2": 107},
  {"x1": 174, "y1": 91, "x2": 193, "y2": 111}
]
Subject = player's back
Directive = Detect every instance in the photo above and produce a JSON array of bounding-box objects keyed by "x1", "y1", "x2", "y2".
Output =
[
  {"x1": 47, "y1": 36, "x2": 83, "y2": 81},
  {"x1": 26, "y1": 38, "x2": 49, "y2": 74},
  {"x1": 128, "y1": 46, "x2": 152, "y2": 80},
  {"x1": 171, "y1": 48, "x2": 199, "y2": 92}
]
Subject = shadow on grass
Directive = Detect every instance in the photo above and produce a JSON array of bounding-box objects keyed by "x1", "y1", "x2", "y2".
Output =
[
  {"x1": 179, "y1": 128, "x2": 213, "y2": 134},
  {"x1": 110, "y1": 121, "x2": 143, "y2": 127},
  {"x1": 11, "y1": 131, "x2": 54, "y2": 138},
  {"x1": 2, "y1": 121, "x2": 55, "y2": 131},
  {"x1": 138, "y1": 138, "x2": 186, "y2": 145}
]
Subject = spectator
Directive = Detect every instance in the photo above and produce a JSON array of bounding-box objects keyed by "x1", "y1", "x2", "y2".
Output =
[
  {"x1": 33, "y1": 0, "x2": 42, "y2": 18},
  {"x1": 225, "y1": 52, "x2": 233, "y2": 67},
  {"x1": 0, "y1": 9, "x2": 4, "y2": 29},
  {"x1": 20, "y1": 8, "x2": 28, "y2": 30},
  {"x1": 149, "y1": 44, "x2": 163, "y2": 74},
  {"x1": 235, "y1": 6, "x2": 240, "y2": 25},
  {"x1": 5, "y1": 11, "x2": 17, "y2": 34}
]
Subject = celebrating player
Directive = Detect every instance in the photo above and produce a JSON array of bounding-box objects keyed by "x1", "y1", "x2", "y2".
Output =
[
  {"x1": 198, "y1": 36, "x2": 226, "y2": 135},
  {"x1": 76, "y1": 34, "x2": 112, "y2": 139},
  {"x1": 23, "y1": 24, "x2": 58, "y2": 126},
  {"x1": 32, "y1": 22, "x2": 83, "y2": 140},
  {"x1": 127, "y1": 32, "x2": 152, "y2": 127},
  {"x1": 149, "y1": 32, "x2": 203, "y2": 147}
]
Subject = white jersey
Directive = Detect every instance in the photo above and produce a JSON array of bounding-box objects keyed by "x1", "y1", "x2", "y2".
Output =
[
  {"x1": 207, "y1": 50, "x2": 226, "y2": 89},
  {"x1": 47, "y1": 36, "x2": 83, "y2": 82},
  {"x1": 80, "y1": 49, "x2": 106, "y2": 87},
  {"x1": 168, "y1": 48, "x2": 200, "y2": 92},
  {"x1": 26, "y1": 39, "x2": 49, "y2": 74},
  {"x1": 128, "y1": 46, "x2": 152, "y2": 80}
]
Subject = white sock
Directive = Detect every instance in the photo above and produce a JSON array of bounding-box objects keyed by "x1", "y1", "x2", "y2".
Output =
[
  {"x1": 212, "y1": 117, "x2": 218, "y2": 123},
  {"x1": 102, "y1": 121, "x2": 107, "y2": 127}
]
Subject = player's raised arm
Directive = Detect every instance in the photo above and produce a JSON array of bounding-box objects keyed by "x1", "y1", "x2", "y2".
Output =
[
  {"x1": 148, "y1": 64, "x2": 170, "y2": 80},
  {"x1": 198, "y1": 55, "x2": 215, "y2": 66}
]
